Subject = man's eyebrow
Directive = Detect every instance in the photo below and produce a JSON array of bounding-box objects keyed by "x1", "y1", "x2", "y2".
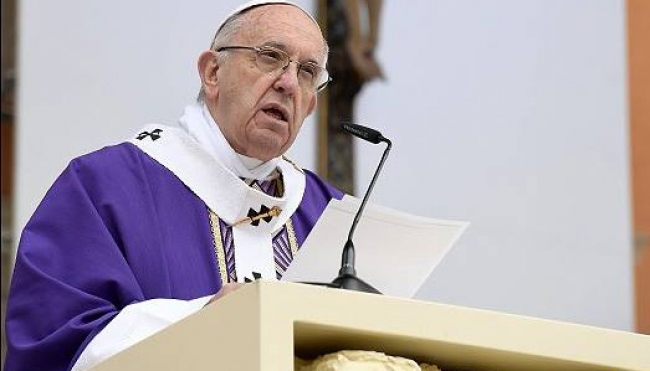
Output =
[{"x1": 261, "y1": 41, "x2": 321, "y2": 65}]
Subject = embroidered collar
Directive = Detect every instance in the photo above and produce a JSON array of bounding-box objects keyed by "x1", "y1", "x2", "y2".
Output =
[{"x1": 130, "y1": 118, "x2": 306, "y2": 281}]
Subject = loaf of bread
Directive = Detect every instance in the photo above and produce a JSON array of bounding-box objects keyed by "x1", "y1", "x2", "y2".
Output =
[{"x1": 297, "y1": 350, "x2": 441, "y2": 371}]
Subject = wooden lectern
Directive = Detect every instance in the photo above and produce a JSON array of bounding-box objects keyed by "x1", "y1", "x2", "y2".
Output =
[{"x1": 91, "y1": 281, "x2": 649, "y2": 371}]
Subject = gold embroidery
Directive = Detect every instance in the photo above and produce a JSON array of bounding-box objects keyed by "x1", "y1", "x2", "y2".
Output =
[
  {"x1": 276, "y1": 174, "x2": 285, "y2": 197},
  {"x1": 286, "y1": 218, "x2": 299, "y2": 256},
  {"x1": 209, "y1": 207, "x2": 298, "y2": 282},
  {"x1": 233, "y1": 205, "x2": 282, "y2": 227},
  {"x1": 208, "y1": 209, "x2": 229, "y2": 284},
  {"x1": 281, "y1": 155, "x2": 305, "y2": 174}
]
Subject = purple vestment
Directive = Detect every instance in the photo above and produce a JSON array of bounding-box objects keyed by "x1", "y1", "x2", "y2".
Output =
[{"x1": 5, "y1": 142, "x2": 342, "y2": 371}]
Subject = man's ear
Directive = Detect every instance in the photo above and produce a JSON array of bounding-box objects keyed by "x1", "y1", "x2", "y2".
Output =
[{"x1": 198, "y1": 51, "x2": 220, "y2": 99}]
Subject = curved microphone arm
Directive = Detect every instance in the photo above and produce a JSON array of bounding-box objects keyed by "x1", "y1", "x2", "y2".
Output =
[
  {"x1": 301, "y1": 123, "x2": 391, "y2": 294},
  {"x1": 331, "y1": 123, "x2": 392, "y2": 294},
  {"x1": 340, "y1": 137, "x2": 391, "y2": 276}
]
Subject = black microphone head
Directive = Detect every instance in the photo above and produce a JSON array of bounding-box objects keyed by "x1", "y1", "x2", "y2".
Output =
[{"x1": 340, "y1": 123, "x2": 384, "y2": 144}]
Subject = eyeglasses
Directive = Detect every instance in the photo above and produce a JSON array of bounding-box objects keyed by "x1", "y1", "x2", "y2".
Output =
[{"x1": 216, "y1": 45, "x2": 331, "y2": 92}]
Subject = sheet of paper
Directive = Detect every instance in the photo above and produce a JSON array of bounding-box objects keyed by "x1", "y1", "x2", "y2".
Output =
[{"x1": 281, "y1": 195, "x2": 469, "y2": 298}]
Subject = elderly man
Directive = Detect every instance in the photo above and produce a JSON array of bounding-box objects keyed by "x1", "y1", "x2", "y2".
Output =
[{"x1": 4, "y1": 1, "x2": 341, "y2": 370}]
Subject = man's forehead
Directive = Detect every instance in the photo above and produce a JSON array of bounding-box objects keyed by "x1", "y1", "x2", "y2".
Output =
[{"x1": 227, "y1": 3, "x2": 326, "y2": 62}]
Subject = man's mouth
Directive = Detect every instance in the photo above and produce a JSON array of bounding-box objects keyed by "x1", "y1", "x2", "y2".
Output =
[{"x1": 261, "y1": 104, "x2": 289, "y2": 123}]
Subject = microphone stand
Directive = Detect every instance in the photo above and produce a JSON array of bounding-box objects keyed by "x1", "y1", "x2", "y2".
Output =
[
  {"x1": 299, "y1": 123, "x2": 391, "y2": 294},
  {"x1": 330, "y1": 136, "x2": 391, "y2": 294}
]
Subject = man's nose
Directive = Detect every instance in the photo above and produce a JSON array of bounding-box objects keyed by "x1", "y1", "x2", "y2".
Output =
[{"x1": 272, "y1": 62, "x2": 301, "y2": 95}]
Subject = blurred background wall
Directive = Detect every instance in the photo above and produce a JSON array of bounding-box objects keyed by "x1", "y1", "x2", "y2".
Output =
[
  {"x1": 1, "y1": 0, "x2": 17, "y2": 366},
  {"x1": 2, "y1": 0, "x2": 649, "y2": 367},
  {"x1": 356, "y1": 0, "x2": 632, "y2": 329}
]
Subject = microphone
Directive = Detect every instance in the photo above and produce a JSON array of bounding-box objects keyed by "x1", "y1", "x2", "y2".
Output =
[
  {"x1": 330, "y1": 123, "x2": 392, "y2": 294},
  {"x1": 340, "y1": 122, "x2": 386, "y2": 144}
]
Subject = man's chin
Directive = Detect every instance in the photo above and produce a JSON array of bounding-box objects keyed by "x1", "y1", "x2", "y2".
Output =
[{"x1": 247, "y1": 136, "x2": 288, "y2": 161}]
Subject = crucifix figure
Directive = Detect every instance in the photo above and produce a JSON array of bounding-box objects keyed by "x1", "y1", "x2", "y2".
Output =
[{"x1": 321, "y1": 0, "x2": 384, "y2": 195}]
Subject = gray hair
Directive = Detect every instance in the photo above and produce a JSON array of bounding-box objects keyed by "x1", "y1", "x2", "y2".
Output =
[
  {"x1": 196, "y1": 11, "x2": 250, "y2": 102},
  {"x1": 196, "y1": 5, "x2": 329, "y2": 102}
]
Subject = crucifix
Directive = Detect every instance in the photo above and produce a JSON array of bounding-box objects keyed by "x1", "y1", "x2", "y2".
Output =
[{"x1": 317, "y1": 0, "x2": 384, "y2": 195}]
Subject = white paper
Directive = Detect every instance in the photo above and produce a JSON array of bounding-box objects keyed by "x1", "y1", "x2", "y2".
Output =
[{"x1": 282, "y1": 195, "x2": 469, "y2": 298}]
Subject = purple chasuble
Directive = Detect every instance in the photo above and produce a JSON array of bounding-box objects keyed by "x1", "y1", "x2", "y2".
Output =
[{"x1": 4, "y1": 143, "x2": 342, "y2": 371}]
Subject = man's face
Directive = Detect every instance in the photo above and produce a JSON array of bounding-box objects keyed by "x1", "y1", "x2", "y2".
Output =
[{"x1": 202, "y1": 5, "x2": 324, "y2": 161}]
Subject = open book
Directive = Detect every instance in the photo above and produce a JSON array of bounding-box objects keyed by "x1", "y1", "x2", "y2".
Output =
[{"x1": 282, "y1": 195, "x2": 468, "y2": 298}]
